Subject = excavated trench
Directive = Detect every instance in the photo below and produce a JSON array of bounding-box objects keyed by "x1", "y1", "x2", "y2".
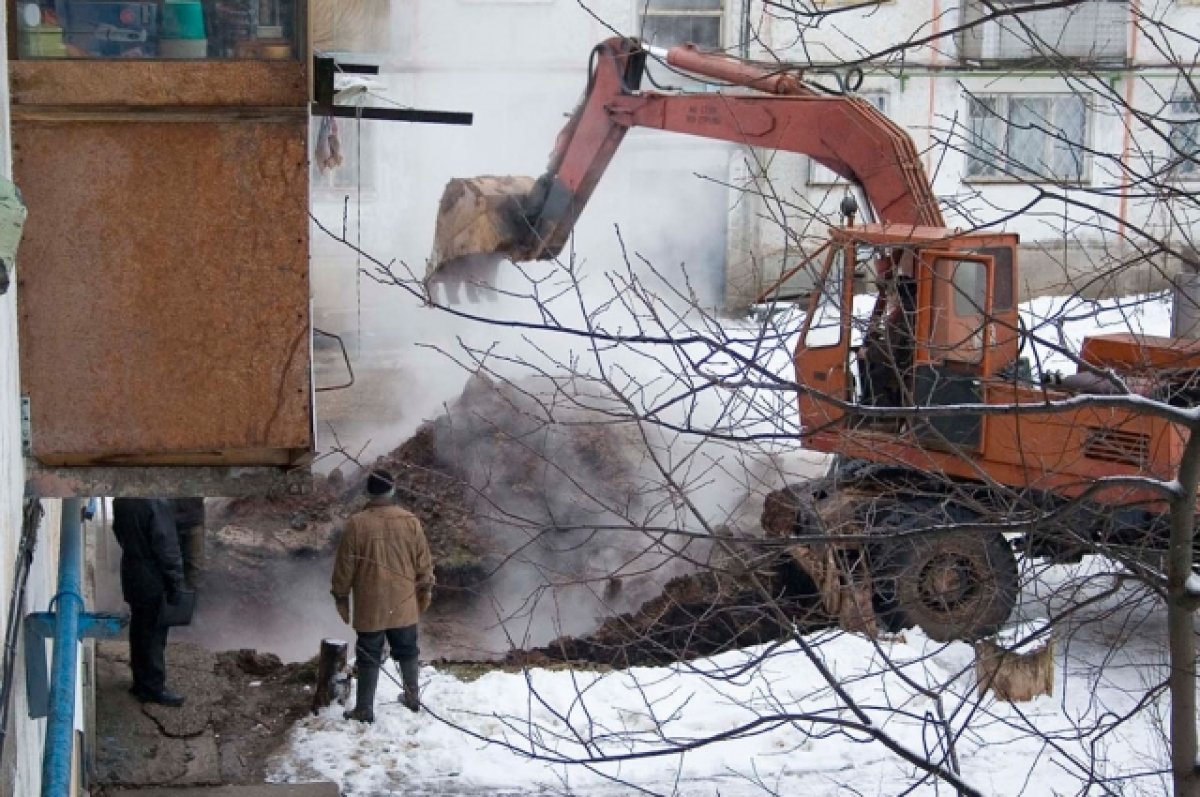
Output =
[
  {"x1": 94, "y1": 372, "x2": 831, "y2": 789},
  {"x1": 192, "y1": 372, "x2": 823, "y2": 666}
]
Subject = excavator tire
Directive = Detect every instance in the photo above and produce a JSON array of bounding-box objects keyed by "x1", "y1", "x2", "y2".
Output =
[{"x1": 870, "y1": 503, "x2": 1018, "y2": 642}]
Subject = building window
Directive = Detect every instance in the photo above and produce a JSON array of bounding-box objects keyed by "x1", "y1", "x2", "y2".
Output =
[
  {"x1": 808, "y1": 92, "x2": 889, "y2": 185},
  {"x1": 1169, "y1": 97, "x2": 1199, "y2": 179},
  {"x1": 639, "y1": 0, "x2": 723, "y2": 49},
  {"x1": 966, "y1": 93, "x2": 1089, "y2": 183},
  {"x1": 957, "y1": 0, "x2": 1127, "y2": 65}
]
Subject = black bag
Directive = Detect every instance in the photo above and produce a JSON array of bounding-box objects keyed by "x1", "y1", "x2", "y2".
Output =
[{"x1": 158, "y1": 589, "x2": 197, "y2": 627}]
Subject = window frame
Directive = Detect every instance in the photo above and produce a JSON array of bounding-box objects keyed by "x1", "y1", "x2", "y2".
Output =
[
  {"x1": 964, "y1": 92, "x2": 1092, "y2": 185},
  {"x1": 638, "y1": 0, "x2": 725, "y2": 49},
  {"x1": 12, "y1": 0, "x2": 305, "y2": 61},
  {"x1": 801, "y1": 245, "x2": 847, "y2": 350},
  {"x1": 1168, "y1": 95, "x2": 1199, "y2": 181}
]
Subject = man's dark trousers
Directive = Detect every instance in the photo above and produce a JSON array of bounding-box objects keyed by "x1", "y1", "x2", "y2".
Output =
[
  {"x1": 355, "y1": 625, "x2": 419, "y2": 667},
  {"x1": 129, "y1": 601, "x2": 169, "y2": 693}
]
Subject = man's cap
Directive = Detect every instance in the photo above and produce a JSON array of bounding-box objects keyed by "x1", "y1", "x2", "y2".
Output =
[{"x1": 366, "y1": 469, "x2": 395, "y2": 496}]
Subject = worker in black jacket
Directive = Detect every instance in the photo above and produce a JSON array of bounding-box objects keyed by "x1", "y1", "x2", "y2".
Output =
[{"x1": 112, "y1": 498, "x2": 186, "y2": 707}]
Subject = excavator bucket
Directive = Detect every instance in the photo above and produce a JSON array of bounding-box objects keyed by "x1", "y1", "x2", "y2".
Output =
[{"x1": 427, "y1": 175, "x2": 539, "y2": 301}]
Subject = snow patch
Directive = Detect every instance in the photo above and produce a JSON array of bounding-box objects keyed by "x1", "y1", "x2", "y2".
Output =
[{"x1": 994, "y1": 620, "x2": 1052, "y2": 655}]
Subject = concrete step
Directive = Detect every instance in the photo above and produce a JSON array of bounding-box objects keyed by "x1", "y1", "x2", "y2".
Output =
[{"x1": 113, "y1": 785, "x2": 339, "y2": 796}]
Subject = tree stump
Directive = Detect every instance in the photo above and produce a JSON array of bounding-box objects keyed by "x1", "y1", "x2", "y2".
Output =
[
  {"x1": 312, "y1": 638, "x2": 349, "y2": 714},
  {"x1": 975, "y1": 623, "x2": 1054, "y2": 702}
]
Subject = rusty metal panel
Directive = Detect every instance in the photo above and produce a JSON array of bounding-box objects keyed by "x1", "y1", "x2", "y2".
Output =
[
  {"x1": 10, "y1": 61, "x2": 309, "y2": 108},
  {"x1": 15, "y1": 116, "x2": 312, "y2": 466}
]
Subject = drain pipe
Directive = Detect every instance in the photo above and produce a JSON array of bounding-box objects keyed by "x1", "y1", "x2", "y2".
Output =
[
  {"x1": 23, "y1": 498, "x2": 123, "y2": 797},
  {"x1": 40, "y1": 497, "x2": 82, "y2": 797}
]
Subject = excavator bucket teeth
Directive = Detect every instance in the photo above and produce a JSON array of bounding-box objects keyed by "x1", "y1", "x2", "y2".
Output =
[{"x1": 427, "y1": 176, "x2": 539, "y2": 300}]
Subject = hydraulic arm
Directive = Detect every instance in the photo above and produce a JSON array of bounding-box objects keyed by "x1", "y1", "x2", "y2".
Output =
[{"x1": 430, "y1": 37, "x2": 942, "y2": 279}]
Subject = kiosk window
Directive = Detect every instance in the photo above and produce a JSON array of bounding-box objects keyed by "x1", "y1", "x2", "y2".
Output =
[{"x1": 16, "y1": 0, "x2": 300, "y2": 59}]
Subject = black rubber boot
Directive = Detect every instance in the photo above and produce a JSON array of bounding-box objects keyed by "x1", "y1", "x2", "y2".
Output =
[
  {"x1": 398, "y1": 657, "x2": 420, "y2": 713},
  {"x1": 344, "y1": 664, "x2": 378, "y2": 723}
]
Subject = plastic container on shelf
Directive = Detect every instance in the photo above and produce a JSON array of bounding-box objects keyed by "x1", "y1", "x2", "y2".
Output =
[
  {"x1": 160, "y1": 37, "x2": 207, "y2": 57},
  {"x1": 63, "y1": 2, "x2": 159, "y2": 58},
  {"x1": 162, "y1": 0, "x2": 205, "y2": 39},
  {"x1": 22, "y1": 24, "x2": 69, "y2": 58},
  {"x1": 161, "y1": 0, "x2": 207, "y2": 59}
]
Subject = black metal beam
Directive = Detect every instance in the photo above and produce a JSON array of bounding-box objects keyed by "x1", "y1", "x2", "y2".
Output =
[
  {"x1": 336, "y1": 63, "x2": 380, "y2": 75},
  {"x1": 310, "y1": 103, "x2": 473, "y2": 126}
]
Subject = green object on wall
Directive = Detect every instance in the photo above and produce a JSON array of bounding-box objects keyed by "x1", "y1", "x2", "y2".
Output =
[{"x1": 0, "y1": 178, "x2": 28, "y2": 295}]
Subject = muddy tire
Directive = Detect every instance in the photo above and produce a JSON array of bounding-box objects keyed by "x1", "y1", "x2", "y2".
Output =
[{"x1": 872, "y1": 505, "x2": 1018, "y2": 642}]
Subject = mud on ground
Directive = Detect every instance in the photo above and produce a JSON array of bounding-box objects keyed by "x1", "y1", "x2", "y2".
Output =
[
  {"x1": 94, "y1": 373, "x2": 794, "y2": 788},
  {"x1": 92, "y1": 641, "x2": 318, "y2": 792}
]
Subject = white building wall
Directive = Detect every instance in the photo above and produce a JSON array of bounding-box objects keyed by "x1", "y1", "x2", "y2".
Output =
[
  {"x1": 308, "y1": 0, "x2": 1198, "y2": 323},
  {"x1": 741, "y1": 0, "x2": 1200, "y2": 304},
  {"x1": 0, "y1": 2, "x2": 66, "y2": 793},
  {"x1": 310, "y1": 0, "x2": 739, "y2": 343}
]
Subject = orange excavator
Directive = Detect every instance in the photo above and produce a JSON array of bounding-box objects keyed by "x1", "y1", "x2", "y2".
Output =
[{"x1": 431, "y1": 38, "x2": 1196, "y2": 641}]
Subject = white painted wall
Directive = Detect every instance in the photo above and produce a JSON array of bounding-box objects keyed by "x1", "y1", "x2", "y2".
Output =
[
  {"x1": 311, "y1": 0, "x2": 738, "y2": 341},
  {"x1": 742, "y1": 0, "x2": 1200, "y2": 303},
  {"x1": 308, "y1": 0, "x2": 1198, "y2": 322},
  {"x1": 0, "y1": 2, "x2": 68, "y2": 793}
]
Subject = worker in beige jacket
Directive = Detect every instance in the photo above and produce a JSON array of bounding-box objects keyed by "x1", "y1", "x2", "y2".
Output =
[{"x1": 332, "y1": 469, "x2": 434, "y2": 722}]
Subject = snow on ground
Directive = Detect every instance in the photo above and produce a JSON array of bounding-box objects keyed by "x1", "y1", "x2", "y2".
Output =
[
  {"x1": 270, "y1": 293, "x2": 1182, "y2": 795},
  {"x1": 270, "y1": 559, "x2": 1172, "y2": 796},
  {"x1": 1021, "y1": 291, "x2": 1173, "y2": 376}
]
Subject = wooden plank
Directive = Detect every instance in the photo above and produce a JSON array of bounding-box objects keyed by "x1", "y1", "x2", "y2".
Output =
[
  {"x1": 11, "y1": 106, "x2": 307, "y2": 124},
  {"x1": 11, "y1": 61, "x2": 309, "y2": 108}
]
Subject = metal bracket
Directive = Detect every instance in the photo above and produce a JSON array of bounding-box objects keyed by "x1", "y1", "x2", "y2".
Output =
[
  {"x1": 311, "y1": 55, "x2": 473, "y2": 126},
  {"x1": 24, "y1": 611, "x2": 127, "y2": 719},
  {"x1": 19, "y1": 395, "x2": 31, "y2": 457}
]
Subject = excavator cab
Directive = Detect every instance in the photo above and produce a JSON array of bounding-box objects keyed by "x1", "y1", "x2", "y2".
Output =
[{"x1": 795, "y1": 225, "x2": 1020, "y2": 456}]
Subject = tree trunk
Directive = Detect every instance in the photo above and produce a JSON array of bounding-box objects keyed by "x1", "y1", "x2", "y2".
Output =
[
  {"x1": 312, "y1": 638, "x2": 349, "y2": 715},
  {"x1": 1169, "y1": 430, "x2": 1200, "y2": 796},
  {"x1": 974, "y1": 634, "x2": 1054, "y2": 702}
]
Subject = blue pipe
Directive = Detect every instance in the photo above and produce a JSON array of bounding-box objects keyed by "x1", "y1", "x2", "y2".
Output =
[{"x1": 41, "y1": 497, "x2": 82, "y2": 797}]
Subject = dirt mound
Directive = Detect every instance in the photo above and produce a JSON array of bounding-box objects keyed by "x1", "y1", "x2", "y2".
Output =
[
  {"x1": 209, "y1": 475, "x2": 349, "y2": 561},
  {"x1": 506, "y1": 563, "x2": 828, "y2": 668},
  {"x1": 364, "y1": 373, "x2": 640, "y2": 585},
  {"x1": 210, "y1": 372, "x2": 641, "y2": 598}
]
